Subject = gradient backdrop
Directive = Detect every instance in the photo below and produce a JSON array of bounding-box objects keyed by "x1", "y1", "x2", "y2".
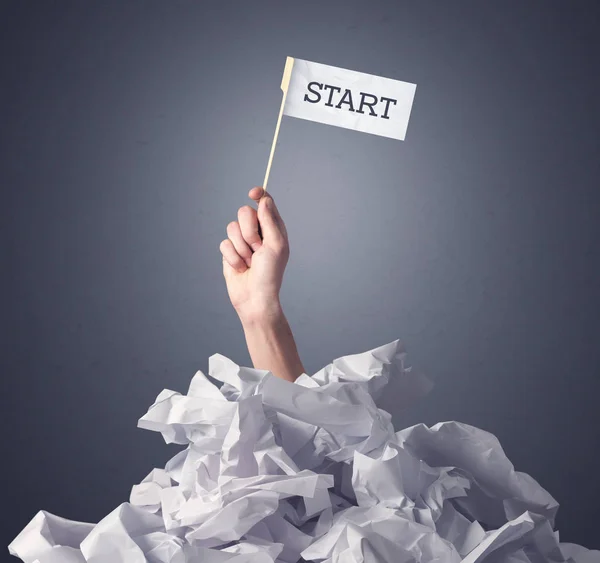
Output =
[{"x1": 2, "y1": 0, "x2": 599, "y2": 555}]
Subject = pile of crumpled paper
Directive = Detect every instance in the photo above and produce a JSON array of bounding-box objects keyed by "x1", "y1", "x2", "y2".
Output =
[{"x1": 9, "y1": 339, "x2": 600, "y2": 562}]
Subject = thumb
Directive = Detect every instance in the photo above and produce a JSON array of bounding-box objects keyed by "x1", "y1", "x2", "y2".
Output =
[{"x1": 257, "y1": 190, "x2": 284, "y2": 245}]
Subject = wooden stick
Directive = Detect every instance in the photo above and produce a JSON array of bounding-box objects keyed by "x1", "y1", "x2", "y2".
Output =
[{"x1": 262, "y1": 56, "x2": 295, "y2": 191}]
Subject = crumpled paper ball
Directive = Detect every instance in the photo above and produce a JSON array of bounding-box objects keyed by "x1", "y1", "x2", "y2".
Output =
[{"x1": 9, "y1": 339, "x2": 600, "y2": 562}]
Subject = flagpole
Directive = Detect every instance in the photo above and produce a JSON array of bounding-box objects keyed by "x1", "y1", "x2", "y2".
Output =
[{"x1": 263, "y1": 56, "x2": 295, "y2": 191}]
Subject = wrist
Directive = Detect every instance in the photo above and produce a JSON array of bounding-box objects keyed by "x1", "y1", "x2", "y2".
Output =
[{"x1": 236, "y1": 299, "x2": 284, "y2": 328}]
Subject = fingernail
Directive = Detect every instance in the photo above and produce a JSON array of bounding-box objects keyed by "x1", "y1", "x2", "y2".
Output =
[{"x1": 266, "y1": 197, "x2": 272, "y2": 209}]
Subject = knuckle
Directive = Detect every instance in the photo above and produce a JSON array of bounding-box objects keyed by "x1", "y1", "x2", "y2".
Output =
[
  {"x1": 226, "y1": 221, "x2": 238, "y2": 233},
  {"x1": 272, "y1": 238, "x2": 288, "y2": 254},
  {"x1": 246, "y1": 231, "x2": 261, "y2": 245}
]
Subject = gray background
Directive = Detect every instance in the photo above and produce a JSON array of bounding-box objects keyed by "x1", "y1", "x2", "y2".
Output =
[{"x1": 2, "y1": 0, "x2": 599, "y2": 555}]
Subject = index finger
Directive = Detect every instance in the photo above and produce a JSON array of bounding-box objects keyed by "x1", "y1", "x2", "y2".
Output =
[{"x1": 249, "y1": 186, "x2": 265, "y2": 201}]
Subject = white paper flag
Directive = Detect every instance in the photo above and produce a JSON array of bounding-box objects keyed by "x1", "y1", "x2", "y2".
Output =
[
  {"x1": 283, "y1": 57, "x2": 416, "y2": 141},
  {"x1": 262, "y1": 56, "x2": 417, "y2": 189}
]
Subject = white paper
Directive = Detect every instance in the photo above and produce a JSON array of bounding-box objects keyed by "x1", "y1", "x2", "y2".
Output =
[
  {"x1": 283, "y1": 58, "x2": 417, "y2": 140},
  {"x1": 9, "y1": 339, "x2": 600, "y2": 562}
]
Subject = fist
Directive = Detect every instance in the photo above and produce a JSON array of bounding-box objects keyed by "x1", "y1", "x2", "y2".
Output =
[{"x1": 219, "y1": 187, "x2": 290, "y2": 322}]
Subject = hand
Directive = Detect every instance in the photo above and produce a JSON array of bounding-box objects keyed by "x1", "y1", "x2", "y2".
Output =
[{"x1": 219, "y1": 187, "x2": 290, "y2": 323}]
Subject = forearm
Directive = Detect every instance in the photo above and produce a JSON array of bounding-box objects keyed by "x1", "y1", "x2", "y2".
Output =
[{"x1": 238, "y1": 304, "x2": 305, "y2": 382}]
